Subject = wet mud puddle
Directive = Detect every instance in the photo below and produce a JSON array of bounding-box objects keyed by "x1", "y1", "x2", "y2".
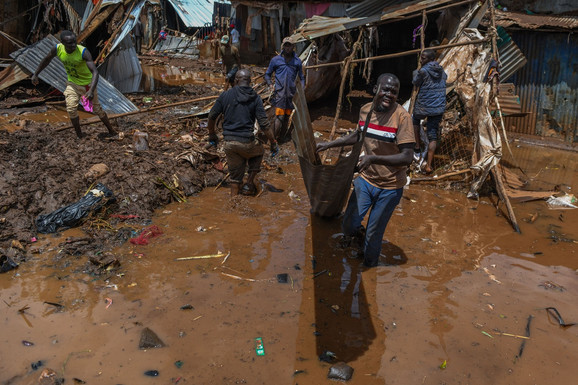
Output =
[
  {"x1": 1, "y1": 143, "x2": 577, "y2": 385},
  {"x1": 139, "y1": 64, "x2": 222, "y2": 93}
]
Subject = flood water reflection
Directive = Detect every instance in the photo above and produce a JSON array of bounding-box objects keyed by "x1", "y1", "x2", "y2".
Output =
[{"x1": 139, "y1": 64, "x2": 222, "y2": 92}]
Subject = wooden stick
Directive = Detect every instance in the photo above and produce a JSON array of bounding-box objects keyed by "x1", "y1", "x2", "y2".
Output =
[
  {"x1": 304, "y1": 38, "x2": 490, "y2": 70},
  {"x1": 488, "y1": 0, "x2": 520, "y2": 233},
  {"x1": 321, "y1": 28, "x2": 364, "y2": 163},
  {"x1": 408, "y1": 10, "x2": 427, "y2": 116},
  {"x1": 493, "y1": 332, "x2": 530, "y2": 340},
  {"x1": 214, "y1": 173, "x2": 230, "y2": 191},
  {"x1": 411, "y1": 168, "x2": 471, "y2": 182},
  {"x1": 492, "y1": 166, "x2": 521, "y2": 233},
  {"x1": 57, "y1": 95, "x2": 219, "y2": 130}
]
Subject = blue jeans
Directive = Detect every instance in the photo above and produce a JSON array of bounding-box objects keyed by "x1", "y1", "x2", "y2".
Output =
[{"x1": 342, "y1": 177, "x2": 403, "y2": 267}]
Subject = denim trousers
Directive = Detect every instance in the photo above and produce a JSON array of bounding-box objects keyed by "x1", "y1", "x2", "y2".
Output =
[{"x1": 342, "y1": 177, "x2": 403, "y2": 266}]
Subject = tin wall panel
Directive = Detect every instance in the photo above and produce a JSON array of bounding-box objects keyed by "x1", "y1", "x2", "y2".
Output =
[
  {"x1": 10, "y1": 35, "x2": 138, "y2": 114},
  {"x1": 505, "y1": 31, "x2": 577, "y2": 143}
]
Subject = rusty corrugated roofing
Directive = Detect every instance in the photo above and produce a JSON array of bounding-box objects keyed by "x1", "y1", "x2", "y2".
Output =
[
  {"x1": 10, "y1": 35, "x2": 138, "y2": 114},
  {"x1": 290, "y1": 16, "x2": 362, "y2": 43},
  {"x1": 493, "y1": 9, "x2": 578, "y2": 30}
]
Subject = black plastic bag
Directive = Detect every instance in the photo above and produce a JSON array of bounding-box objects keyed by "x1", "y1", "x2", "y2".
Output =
[
  {"x1": 36, "y1": 183, "x2": 114, "y2": 233},
  {"x1": 0, "y1": 254, "x2": 18, "y2": 273}
]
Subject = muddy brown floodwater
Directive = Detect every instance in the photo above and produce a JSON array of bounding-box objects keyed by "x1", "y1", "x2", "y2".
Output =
[{"x1": 1, "y1": 62, "x2": 577, "y2": 385}]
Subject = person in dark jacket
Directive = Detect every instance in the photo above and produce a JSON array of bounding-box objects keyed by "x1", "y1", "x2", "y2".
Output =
[
  {"x1": 207, "y1": 68, "x2": 279, "y2": 196},
  {"x1": 265, "y1": 37, "x2": 305, "y2": 144},
  {"x1": 412, "y1": 49, "x2": 447, "y2": 174}
]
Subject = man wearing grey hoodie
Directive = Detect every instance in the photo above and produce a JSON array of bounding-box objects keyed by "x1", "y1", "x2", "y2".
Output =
[
  {"x1": 207, "y1": 69, "x2": 279, "y2": 196},
  {"x1": 412, "y1": 49, "x2": 447, "y2": 174}
]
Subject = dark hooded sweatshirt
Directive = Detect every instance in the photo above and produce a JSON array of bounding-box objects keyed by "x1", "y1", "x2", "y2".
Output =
[
  {"x1": 208, "y1": 85, "x2": 270, "y2": 142},
  {"x1": 412, "y1": 61, "x2": 447, "y2": 117}
]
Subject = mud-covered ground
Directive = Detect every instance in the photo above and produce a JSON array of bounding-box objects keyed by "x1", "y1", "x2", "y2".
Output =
[
  {"x1": 0, "y1": 58, "x2": 251, "y2": 246},
  {"x1": 1, "y1": 55, "x2": 577, "y2": 385}
]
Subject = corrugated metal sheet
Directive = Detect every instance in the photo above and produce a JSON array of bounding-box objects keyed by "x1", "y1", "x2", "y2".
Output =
[
  {"x1": 154, "y1": 35, "x2": 200, "y2": 55},
  {"x1": 494, "y1": 9, "x2": 578, "y2": 30},
  {"x1": 99, "y1": 35, "x2": 143, "y2": 93},
  {"x1": 290, "y1": 16, "x2": 362, "y2": 43},
  {"x1": 504, "y1": 31, "x2": 577, "y2": 143},
  {"x1": 10, "y1": 35, "x2": 138, "y2": 114},
  {"x1": 0, "y1": 63, "x2": 29, "y2": 92},
  {"x1": 167, "y1": 0, "x2": 220, "y2": 28},
  {"x1": 107, "y1": 1, "x2": 146, "y2": 54},
  {"x1": 496, "y1": 26, "x2": 526, "y2": 82},
  {"x1": 346, "y1": 0, "x2": 405, "y2": 18}
]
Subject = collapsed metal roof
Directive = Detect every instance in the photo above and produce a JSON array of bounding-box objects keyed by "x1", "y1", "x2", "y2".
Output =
[
  {"x1": 346, "y1": 0, "x2": 406, "y2": 18},
  {"x1": 291, "y1": 16, "x2": 362, "y2": 43},
  {"x1": 493, "y1": 9, "x2": 578, "y2": 30},
  {"x1": 10, "y1": 35, "x2": 138, "y2": 114},
  {"x1": 167, "y1": 0, "x2": 227, "y2": 28}
]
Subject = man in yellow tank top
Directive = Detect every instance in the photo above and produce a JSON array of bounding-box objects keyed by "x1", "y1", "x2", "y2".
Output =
[{"x1": 32, "y1": 30, "x2": 118, "y2": 139}]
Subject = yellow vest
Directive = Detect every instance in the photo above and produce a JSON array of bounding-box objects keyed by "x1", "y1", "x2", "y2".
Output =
[{"x1": 56, "y1": 43, "x2": 93, "y2": 86}]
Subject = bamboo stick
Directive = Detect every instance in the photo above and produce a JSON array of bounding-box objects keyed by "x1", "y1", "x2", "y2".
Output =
[
  {"x1": 321, "y1": 29, "x2": 364, "y2": 163},
  {"x1": 57, "y1": 95, "x2": 219, "y2": 130},
  {"x1": 408, "y1": 10, "x2": 427, "y2": 116},
  {"x1": 411, "y1": 168, "x2": 471, "y2": 182},
  {"x1": 488, "y1": 0, "x2": 520, "y2": 233},
  {"x1": 304, "y1": 38, "x2": 490, "y2": 70}
]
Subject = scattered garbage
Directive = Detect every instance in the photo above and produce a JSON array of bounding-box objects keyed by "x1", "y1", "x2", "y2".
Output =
[
  {"x1": 35, "y1": 184, "x2": 115, "y2": 233},
  {"x1": 439, "y1": 360, "x2": 447, "y2": 369},
  {"x1": 174, "y1": 251, "x2": 229, "y2": 261},
  {"x1": 174, "y1": 360, "x2": 183, "y2": 369},
  {"x1": 288, "y1": 191, "x2": 300, "y2": 200},
  {"x1": 89, "y1": 252, "x2": 120, "y2": 269},
  {"x1": 538, "y1": 281, "x2": 565, "y2": 292},
  {"x1": 319, "y1": 350, "x2": 337, "y2": 363},
  {"x1": 139, "y1": 327, "x2": 166, "y2": 349},
  {"x1": 277, "y1": 273, "x2": 288, "y2": 283},
  {"x1": 22, "y1": 340, "x2": 34, "y2": 346},
  {"x1": 38, "y1": 368, "x2": 63, "y2": 385},
  {"x1": 84, "y1": 163, "x2": 110, "y2": 180},
  {"x1": 545, "y1": 307, "x2": 576, "y2": 327},
  {"x1": 327, "y1": 362, "x2": 354, "y2": 381},
  {"x1": 515, "y1": 315, "x2": 533, "y2": 361},
  {"x1": 546, "y1": 193, "x2": 577, "y2": 209},
  {"x1": 31, "y1": 360, "x2": 44, "y2": 370},
  {"x1": 130, "y1": 225, "x2": 163, "y2": 245},
  {"x1": 180, "y1": 304, "x2": 194, "y2": 310},
  {"x1": 0, "y1": 254, "x2": 18, "y2": 273},
  {"x1": 254, "y1": 337, "x2": 265, "y2": 356},
  {"x1": 144, "y1": 370, "x2": 159, "y2": 377},
  {"x1": 133, "y1": 130, "x2": 149, "y2": 151}
]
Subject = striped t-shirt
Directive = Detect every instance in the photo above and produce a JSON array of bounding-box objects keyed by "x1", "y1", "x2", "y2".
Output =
[{"x1": 357, "y1": 102, "x2": 415, "y2": 189}]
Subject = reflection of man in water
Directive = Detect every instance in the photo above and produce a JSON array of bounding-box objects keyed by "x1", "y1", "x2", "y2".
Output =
[
  {"x1": 131, "y1": 15, "x2": 144, "y2": 55},
  {"x1": 316, "y1": 74, "x2": 415, "y2": 267},
  {"x1": 31, "y1": 30, "x2": 118, "y2": 139}
]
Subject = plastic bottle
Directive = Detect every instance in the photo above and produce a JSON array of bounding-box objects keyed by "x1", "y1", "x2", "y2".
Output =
[{"x1": 133, "y1": 130, "x2": 149, "y2": 151}]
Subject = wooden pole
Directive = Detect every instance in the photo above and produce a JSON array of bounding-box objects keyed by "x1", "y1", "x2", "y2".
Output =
[
  {"x1": 321, "y1": 29, "x2": 364, "y2": 163},
  {"x1": 57, "y1": 95, "x2": 219, "y2": 131},
  {"x1": 303, "y1": 37, "x2": 490, "y2": 70},
  {"x1": 408, "y1": 10, "x2": 427, "y2": 116},
  {"x1": 488, "y1": 0, "x2": 520, "y2": 233}
]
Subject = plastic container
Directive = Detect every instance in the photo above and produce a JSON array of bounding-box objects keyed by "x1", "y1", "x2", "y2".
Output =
[{"x1": 133, "y1": 130, "x2": 149, "y2": 151}]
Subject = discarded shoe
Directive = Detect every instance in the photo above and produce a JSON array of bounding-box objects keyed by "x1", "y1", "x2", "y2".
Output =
[{"x1": 240, "y1": 183, "x2": 257, "y2": 196}]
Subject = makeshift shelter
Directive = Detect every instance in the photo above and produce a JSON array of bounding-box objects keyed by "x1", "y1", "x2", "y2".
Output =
[
  {"x1": 290, "y1": 0, "x2": 536, "y2": 231},
  {"x1": 488, "y1": 10, "x2": 578, "y2": 144}
]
